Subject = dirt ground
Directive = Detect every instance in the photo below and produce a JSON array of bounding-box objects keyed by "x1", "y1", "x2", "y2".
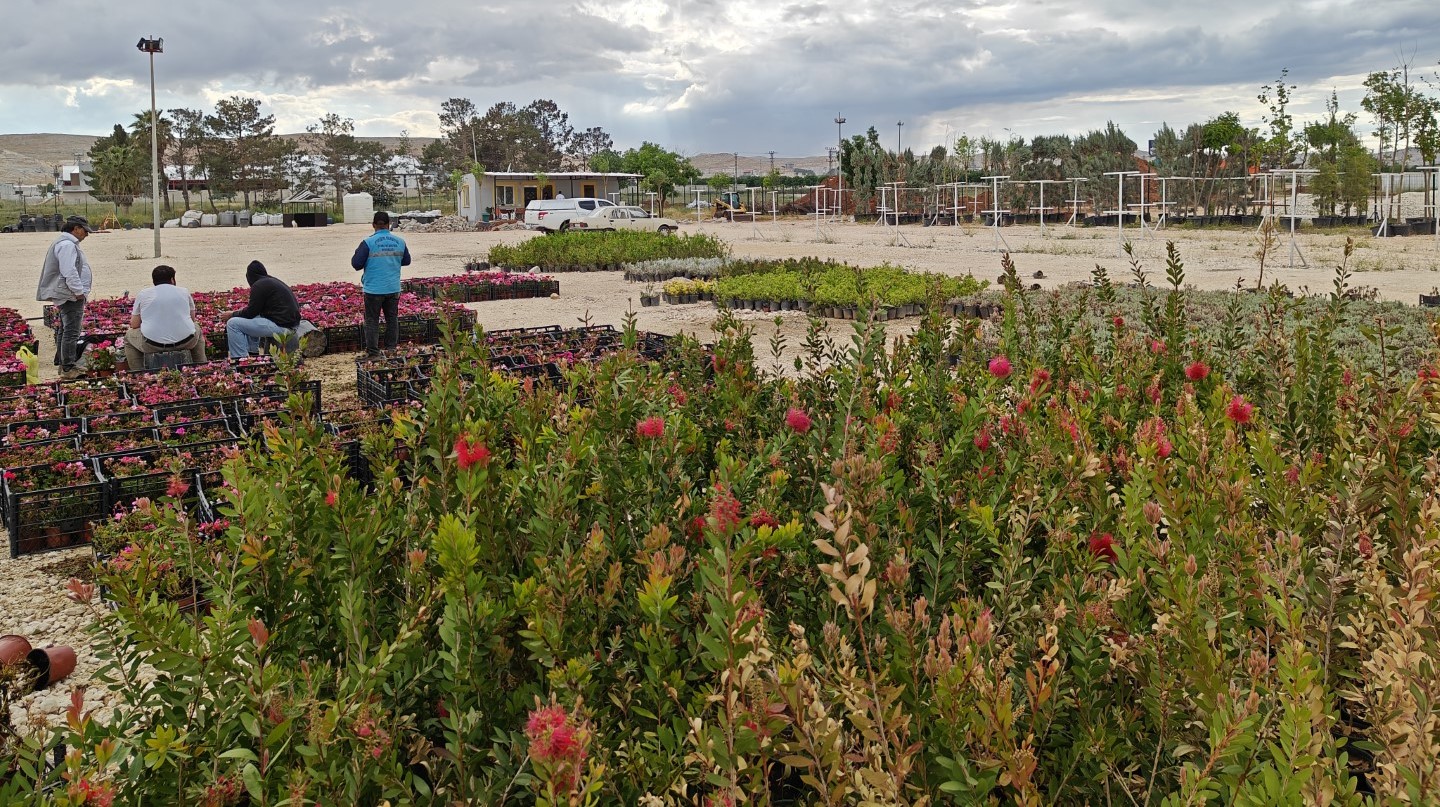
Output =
[{"x1": 3, "y1": 218, "x2": 1439, "y2": 382}]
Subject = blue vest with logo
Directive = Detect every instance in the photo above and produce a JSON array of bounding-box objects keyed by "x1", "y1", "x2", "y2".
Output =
[{"x1": 360, "y1": 230, "x2": 407, "y2": 294}]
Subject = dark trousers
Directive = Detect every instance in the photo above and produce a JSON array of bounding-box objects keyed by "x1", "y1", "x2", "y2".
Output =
[
  {"x1": 364, "y1": 292, "x2": 400, "y2": 354},
  {"x1": 53, "y1": 299, "x2": 84, "y2": 370}
]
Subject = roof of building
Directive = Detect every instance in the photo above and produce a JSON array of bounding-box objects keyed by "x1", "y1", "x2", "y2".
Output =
[{"x1": 474, "y1": 171, "x2": 643, "y2": 179}]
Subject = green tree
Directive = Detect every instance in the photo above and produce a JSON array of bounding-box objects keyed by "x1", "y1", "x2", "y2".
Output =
[
  {"x1": 129, "y1": 109, "x2": 174, "y2": 211},
  {"x1": 1257, "y1": 68, "x2": 1300, "y2": 168},
  {"x1": 202, "y1": 96, "x2": 291, "y2": 209},
  {"x1": 303, "y1": 113, "x2": 394, "y2": 208},
  {"x1": 88, "y1": 143, "x2": 143, "y2": 208},
  {"x1": 617, "y1": 143, "x2": 699, "y2": 207},
  {"x1": 166, "y1": 108, "x2": 206, "y2": 211},
  {"x1": 1337, "y1": 143, "x2": 1375, "y2": 217}
]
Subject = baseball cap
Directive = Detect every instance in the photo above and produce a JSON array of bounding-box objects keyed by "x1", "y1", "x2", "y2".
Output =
[{"x1": 65, "y1": 216, "x2": 95, "y2": 233}]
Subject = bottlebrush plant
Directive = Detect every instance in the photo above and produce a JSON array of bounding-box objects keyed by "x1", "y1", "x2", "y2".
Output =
[{"x1": 14, "y1": 243, "x2": 1440, "y2": 806}]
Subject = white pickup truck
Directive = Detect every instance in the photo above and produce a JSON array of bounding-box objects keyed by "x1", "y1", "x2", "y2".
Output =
[
  {"x1": 569, "y1": 206, "x2": 679, "y2": 234},
  {"x1": 523, "y1": 198, "x2": 616, "y2": 233}
]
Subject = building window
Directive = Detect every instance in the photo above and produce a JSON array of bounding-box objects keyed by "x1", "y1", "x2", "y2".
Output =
[{"x1": 495, "y1": 185, "x2": 516, "y2": 206}]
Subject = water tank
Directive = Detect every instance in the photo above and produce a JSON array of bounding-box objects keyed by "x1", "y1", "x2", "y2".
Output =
[{"x1": 342, "y1": 192, "x2": 374, "y2": 225}]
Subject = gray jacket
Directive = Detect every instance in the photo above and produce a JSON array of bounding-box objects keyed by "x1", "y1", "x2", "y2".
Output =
[{"x1": 36, "y1": 232, "x2": 92, "y2": 303}]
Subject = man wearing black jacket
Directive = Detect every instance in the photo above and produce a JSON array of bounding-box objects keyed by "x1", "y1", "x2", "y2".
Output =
[{"x1": 225, "y1": 260, "x2": 301, "y2": 358}]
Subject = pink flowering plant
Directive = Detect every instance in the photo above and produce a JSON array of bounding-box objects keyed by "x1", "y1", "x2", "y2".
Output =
[{"x1": 27, "y1": 242, "x2": 1440, "y2": 805}]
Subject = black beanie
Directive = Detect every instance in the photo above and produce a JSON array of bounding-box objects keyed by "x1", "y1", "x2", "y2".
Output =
[{"x1": 246, "y1": 260, "x2": 268, "y2": 285}]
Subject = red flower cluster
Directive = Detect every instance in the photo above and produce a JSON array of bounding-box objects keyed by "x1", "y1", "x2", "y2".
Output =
[
  {"x1": 1088, "y1": 532, "x2": 1118, "y2": 564},
  {"x1": 988, "y1": 356, "x2": 1012, "y2": 379},
  {"x1": 165, "y1": 476, "x2": 190, "y2": 499},
  {"x1": 325, "y1": 490, "x2": 339, "y2": 507},
  {"x1": 785, "y1": 407, "x2": 812, "y2": 433},
  {"x1": 748, "y1": 508, "x2": 780, "y2": 530},
  {"x1": 635, "y1": 416, "x2": 665, "y2": 439},
  {"x1": 1184, "y1": 360, "x2": 1210, "y2": 382},
  {"x1": 710, "y1": 485, "x2": 743, "y2": 533},
  {"x1": 973, "y1": 426, "x2": 992, "y2": 452},
  {"x1": 1226, "y1": 395, "x2": 1254, "y2": 425},
  {"x1": 454, "y1": 435, "x2": 491, "y2": 469},
  {"x1": 524, "y1": 703, "x2": 589, "y2": 792}
]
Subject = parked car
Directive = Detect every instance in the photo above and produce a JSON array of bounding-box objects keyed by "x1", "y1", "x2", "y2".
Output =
[
  {"x1": 523, "y1": 198, "x2": 617, "y2": 233},
  {"x1": 571, "y1": 206, "x2": 679, "y2": 234}
]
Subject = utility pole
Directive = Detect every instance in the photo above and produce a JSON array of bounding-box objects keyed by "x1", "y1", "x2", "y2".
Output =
[
  {"x1": 769, "y1": 151, "x2": 775, "y2": 174},
  {"x1": 834, "y1": 115, "x2": 846, "y2": 219},
  {"x1": 137, "y1": 36, "x2": 164, "y2": 256},
  {"x1": 733, "y1": 152, "x2": 739, "y2": 190},
  {"x1": 897, "y1": 121, "x2": 904, "y2": 156}
]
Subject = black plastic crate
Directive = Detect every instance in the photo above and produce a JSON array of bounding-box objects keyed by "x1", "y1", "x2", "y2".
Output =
[
  {"x1": 154, "y1": 417, "x2": 237, "y2": 447},
  {"x1": 93, "y1": 448, "x2": 188, "y2": 514},
  {"x1": 4, "y1": 461, "x2": 105, "y2": 557},
  {"x1": 83, "y1": 410, "x2": 154, "y2": 432},
  {"x1": 235, "y1": 380, "x2": 321, "y2": 418},
  {"x1": 0, "y1": 437, "x2": 83, "y2": 478},
  {"x1": 4, "y1": 417, "x2": 85, "y2": 444},
  {"x1": 80, "y1": 425, "x2": 161, "y2": 457},
  {"x1": 357, "y1": 366, "x2": 416, "y2": 408},
  {"x1": 398, "y1": 316, "x2": 433, "y2": 345},
  {"x1": 153, "y1": 399, "x2": 232, "y2": 425},
  {"x1": 326, "y1": 324, "x2": 363, "y2": 354}
]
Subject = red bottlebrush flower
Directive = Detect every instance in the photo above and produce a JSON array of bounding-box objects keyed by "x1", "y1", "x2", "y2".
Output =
[
  {"x1": 1112, "y1": 315, "x2": 1125, "y2": 329},
  {"x1": 1357, "y1": 533, "x2": 1373, "y2": 558},
  {"x1": 688, "y1": 515, "x2": 707, "y2": 542},
  {"x1": 1, "y1": 470, "x2": 13, "y2": 482},
  {"x1": 1029, "y1": 368, "x2": 1051, "y2": 393},
  {"x1": 785, "y1": 407, "x2": 812, "y2": 433},
  {"x1": 884, "y1": 391, "x2": 902, "y2": 412},
  {"x1": 1088, "y1": 532, "x2": 1118, "y2": 564},
  {"x1": 1149, "y1": 339, "x2": 1165, "y2": 354},
  {"x1": 1225, "y1": 395, "x2": 1254, "y2": 425},
  {"x1": 749, "y1": 509, "x2": 780, "y2": 530},
  {"x1": 166, "y1": 476, "x2": 190, "y2": 499},
  {"x1": 525, "y1": 705, "x2": 568, "y2": 739},
  {"x1": 987, "y1": 356, "x2": 1012, "y2": 379},
  {"x1": 325, "y1": 490, "x2": 338, "y2": 507},
  {"x1": 1184, "y1": 360, "x2": 1210, "y2": 381},
  {"x1": 973, "y1": 426, "x2": 992, "y2": 452},
  {"x1": 710, "y1": 485, "x2": 743, "y2": 533},
  {"x1": 635, "y1": 416, "x2": 665, "y2": 439},
  {"x1": 667, "y1": 383, "x2": 688, "y2": 406},
  {"x1": 454, "y1": 435, "x2": 491, "y2": 469},
  {"x1": 1284, "y1": 465, "x2": 1300, "y2": 484}
]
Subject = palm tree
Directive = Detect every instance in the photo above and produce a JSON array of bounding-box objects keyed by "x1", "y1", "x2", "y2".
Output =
[
  {"x1": 89, "y1": 144, "x2": 144, "y2": 210},
  {"x1": 130, "y1": 110, "x2": 175, "y2": 211}
]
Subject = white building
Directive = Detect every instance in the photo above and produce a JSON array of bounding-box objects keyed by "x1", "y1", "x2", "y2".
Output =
[{"x1": 456, "y1": 171, "x2": 641, "y2": 223}]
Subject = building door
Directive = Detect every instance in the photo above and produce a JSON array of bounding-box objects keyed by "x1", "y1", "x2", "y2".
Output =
[
  {"x1": 582, "y1": 183, "x2": 596, "y2": 198},
  {"x1": 523, "y1": 185, "x2": 539, "y2": 206}
]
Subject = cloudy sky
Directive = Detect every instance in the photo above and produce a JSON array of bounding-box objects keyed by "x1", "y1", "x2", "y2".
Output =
[{"x1": 2, "y1": 0, "x2": 1437, "y2": 158}]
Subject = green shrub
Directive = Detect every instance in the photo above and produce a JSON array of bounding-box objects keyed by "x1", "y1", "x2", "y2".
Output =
[{"x1": 488, "y1": 230, "x2": 727, "y2": 270}]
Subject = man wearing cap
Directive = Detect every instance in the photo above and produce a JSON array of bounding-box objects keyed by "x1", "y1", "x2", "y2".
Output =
[
  {"x1": 351, "y1": 211, "x2": 412, "y2": 357},
  {"x1": 36, "y1": 215, "x2": 95, "y2": 379},
  {"x1": 123, "y1": 265, "x2": 207, "y2": 370}
]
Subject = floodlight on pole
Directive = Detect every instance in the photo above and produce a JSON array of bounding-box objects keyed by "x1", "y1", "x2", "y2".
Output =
[
  {"x1": 896, "y1": 121, "x2": 904, "y2": 156},
  {"x1": 834, "y1": 115, "x2": 846, "y2": 220},
  {"x1": 137, "y1": 36, "x2": 163, "y2": 258}
]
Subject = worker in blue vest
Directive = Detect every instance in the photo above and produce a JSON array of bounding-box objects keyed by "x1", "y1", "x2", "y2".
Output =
[{"x1": 351, "y1": 211, "x2": 412, "y2": 357}]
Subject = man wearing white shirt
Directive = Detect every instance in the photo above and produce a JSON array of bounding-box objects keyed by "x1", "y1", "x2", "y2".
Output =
[
  {"x1": 35, "y1": 215, "x2": 95, "y2": 379},
  {"x1": 122, "y1": 265, "x2": 207, "y2": 370}
]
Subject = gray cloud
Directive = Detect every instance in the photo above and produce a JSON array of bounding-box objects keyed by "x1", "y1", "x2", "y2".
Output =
[{"x1": 1, "y1": 0, "x2": 1437, "y2": 157}]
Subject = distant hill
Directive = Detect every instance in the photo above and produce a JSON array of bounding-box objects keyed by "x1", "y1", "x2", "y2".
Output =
[
  {"x1": 0, "y1": 132, "x2": 437, "y2": 184},
  {"x1": 689, "y1": 152, "x2": 833, "y2": 178}
]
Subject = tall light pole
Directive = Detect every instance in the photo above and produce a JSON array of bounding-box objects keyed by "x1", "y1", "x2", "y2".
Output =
[
  {"x1": 769, "y1": 150, "x2": 775, "y2": 175},
  {"x1": 896, "y1": 120, "x2": 904, "y2": 156},
  {"x1": 733, "y1": 152, "x2": 739, "y2": 191},
  {"x1": 834, "y1": 115, "x2": 846, "y2": 219},
  {"x1": 137, "y1": 36, "x2": 163, "y2": 257}
]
